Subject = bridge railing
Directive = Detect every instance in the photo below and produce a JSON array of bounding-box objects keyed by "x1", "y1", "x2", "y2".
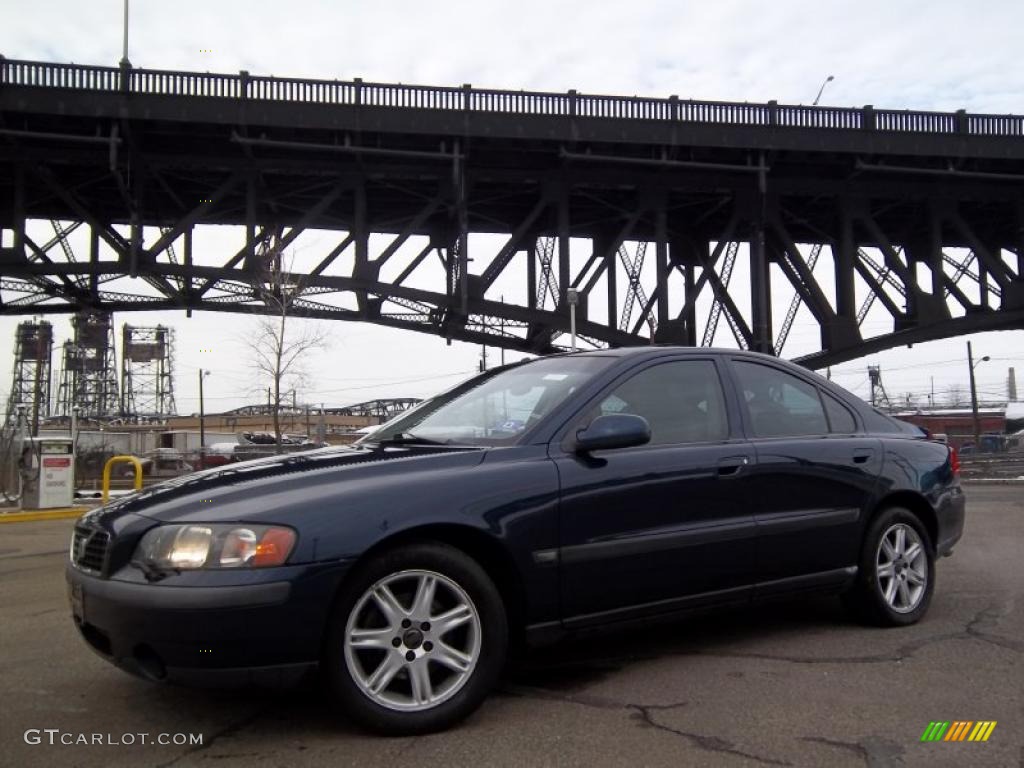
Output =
[
  {"x1": 1, "y1": 58, "x2": 120, "y2": 91},
  {"x1": 3, "y1": 56, "x2": 1022, "y2": 137}
]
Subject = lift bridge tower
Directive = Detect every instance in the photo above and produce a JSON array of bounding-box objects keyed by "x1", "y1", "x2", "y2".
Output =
[
  {"x1": 120, "y1": 324, "x2": 177, "y2": 418},
  {"x1": 4, "y1": 320, "x2": 54, "y2": 433},
  {"x1": 56, "y1": 312, "x2": 120, "y2": 419}
]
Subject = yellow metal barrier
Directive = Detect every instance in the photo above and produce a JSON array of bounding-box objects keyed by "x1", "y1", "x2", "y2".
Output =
[{"x1": 102, "y1": 455, "x2": 144, "y2": 503}]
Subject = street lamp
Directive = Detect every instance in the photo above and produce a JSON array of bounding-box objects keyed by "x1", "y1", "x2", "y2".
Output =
[
  {"x1": 812, "y1": 75, "x2": 834, "y2": 106},
  {"x1": 120, "y1": 0, "x2": 131, "y2": 67},
  {"x1": 566, "y1": 288, "x2": 579, "y2": 353},
  {"x1": 198, "y1": 369, "x2": 210, "y2": 466},
  {"x1": 967, "y1": 341, "x2": 990, "y2": 452}
]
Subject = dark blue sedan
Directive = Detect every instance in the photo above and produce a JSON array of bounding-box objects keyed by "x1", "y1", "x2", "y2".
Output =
[{"x1": 67, "y1": 347, "x2": 965, "y2": 734}]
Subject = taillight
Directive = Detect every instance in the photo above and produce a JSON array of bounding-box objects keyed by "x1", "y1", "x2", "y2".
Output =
[{"x1": 949, "y1": 446, "x2": 961, "y2": 476}]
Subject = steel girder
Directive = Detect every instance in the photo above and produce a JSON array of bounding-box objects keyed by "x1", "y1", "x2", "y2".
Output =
[{"x1": 2, "y1": 76, "x2": 1023, "y2": 368}]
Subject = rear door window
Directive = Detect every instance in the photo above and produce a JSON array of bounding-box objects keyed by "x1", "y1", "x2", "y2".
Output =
[{"x1": 732, "y1": 361, "x2": 828, "y2": 438}]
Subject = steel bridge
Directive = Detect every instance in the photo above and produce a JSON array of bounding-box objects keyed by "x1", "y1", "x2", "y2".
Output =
[{"x1": 1, "y1": 57, "x2": 1022, "y2": 368}]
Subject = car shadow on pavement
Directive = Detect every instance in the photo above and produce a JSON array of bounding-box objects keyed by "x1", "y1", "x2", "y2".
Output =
[
  {"x1": 96, "y1": 595, "x2": 855, "y2": 739},
  {"x1": 505, "y1": 595, "x2": 852, "y2": 692}
]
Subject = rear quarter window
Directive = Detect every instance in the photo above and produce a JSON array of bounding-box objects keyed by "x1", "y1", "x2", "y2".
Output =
[
  {"x1": 861, "y1": 407, "x2": 908, "y2": 434},
  {"x1": 822, "y1": 392, "x2": 858, "y2": 434}
]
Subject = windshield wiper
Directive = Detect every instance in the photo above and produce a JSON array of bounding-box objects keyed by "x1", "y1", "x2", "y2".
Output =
[{"x1": 374, "y1": 432, "x2": 448, "y2": 446}]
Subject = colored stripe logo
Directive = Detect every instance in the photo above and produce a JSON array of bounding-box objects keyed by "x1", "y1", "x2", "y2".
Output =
[{"x1": 921, "y1": 721, "x2": 997, "y2": 742}]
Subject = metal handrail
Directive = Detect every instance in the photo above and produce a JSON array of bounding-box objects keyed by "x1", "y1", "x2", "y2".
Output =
[{"x1": 2, "y1": 56, "x2": 1022, "y2": 137}]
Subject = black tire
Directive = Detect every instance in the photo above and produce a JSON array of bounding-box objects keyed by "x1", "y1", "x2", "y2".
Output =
[
  {"x1": 324, "y1": 541, "x2": 507, "y2": 734},
  {"x1": 843, "y1": 507, "x2": 935, "y2": 627}
]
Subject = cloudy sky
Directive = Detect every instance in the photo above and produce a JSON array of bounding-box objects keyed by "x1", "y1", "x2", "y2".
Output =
[{"x1": 1, "y1": 0, "x2": 1022, "y2": 416}]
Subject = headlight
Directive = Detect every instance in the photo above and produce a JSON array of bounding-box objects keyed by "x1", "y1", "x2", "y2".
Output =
[{"x1": 133, "y1": 524, "x2": 297, "y2": 570}]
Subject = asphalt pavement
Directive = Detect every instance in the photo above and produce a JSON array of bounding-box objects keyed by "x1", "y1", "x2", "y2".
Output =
[{"x1": 0, "y1": 484, "x2": 1020, "y2": 767}]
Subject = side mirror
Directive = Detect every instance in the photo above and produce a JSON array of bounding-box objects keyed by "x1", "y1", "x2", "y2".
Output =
[{"x1": 575, "y1": 413, "x2": 651, "y2": 453}]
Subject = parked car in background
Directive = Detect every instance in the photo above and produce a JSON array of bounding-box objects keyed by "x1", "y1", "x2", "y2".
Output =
[
  {"x1": 194, "y1": 443, "x2": 238, "y2": 471},
  {"x1": 115, "y1": 449, "x2": 193, "y2": 479},
  {"x1": 68, "y1": 348, "x2": 964, "y2": 735}
]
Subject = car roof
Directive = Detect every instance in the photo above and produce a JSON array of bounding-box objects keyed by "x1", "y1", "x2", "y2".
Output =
[
  {"x1": 546, "y1": 345, "x2": 852, "y2": 398},
  {"x1": 558, "y1": 345, "x2": 787, "y2": 364}
]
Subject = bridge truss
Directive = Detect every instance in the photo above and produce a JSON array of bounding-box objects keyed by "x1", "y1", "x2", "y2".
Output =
[{"x1": 1, "y1": 58, "x2": 1022, "y2": 369}]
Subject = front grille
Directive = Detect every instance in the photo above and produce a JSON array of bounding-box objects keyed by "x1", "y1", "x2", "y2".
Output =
[{"x1": 71, "y1": 526, "x2": 110, "y2": 573}]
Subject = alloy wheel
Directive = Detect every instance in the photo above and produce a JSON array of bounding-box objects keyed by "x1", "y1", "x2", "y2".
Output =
[
  {"x1": 875, "y1": 523, "x2": 928, "y2": 614},
  {"x1": 343, "y1": 569, "x2": 482, "y2": 712}
]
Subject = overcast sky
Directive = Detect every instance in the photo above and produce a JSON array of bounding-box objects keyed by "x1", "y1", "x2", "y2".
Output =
[{"x1": 1, "y1": 0, "x2": 1022, "y2": 415}]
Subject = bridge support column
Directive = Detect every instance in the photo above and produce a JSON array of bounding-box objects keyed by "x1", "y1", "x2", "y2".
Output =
[
  {"x1": 748, "y1": 192, "x2": 773, "y2": 353},
  {"x1": 89, "y1": 225, "x2": 100, "y2": 302},
  {"x1": 244, "y1": 170, "x2": 257, "y2": 272},
  {"x1": 183, "y1": 227, "x2": 193, "y2": 315},
  {"x1": 10, "y1": 163, "x2": 26, "y2": 261},
  {"x1": 1016, "y1": 199, "x2": 1024, "y2": 278},
  {"x1": 667, "y1": 236, "x2": 708, "y2": 348},
  {"x1": 557, "y1": 184, "x2": 570, "y2": 309},
  {"x1": 835, "y1": 202, "x2": 857, "y2": 322},
  {"x1": 588, "y1": 227, "x2": 618, "y2": 329},
  {"x1": 527, "y1": 238, "x2": 537, "y2": 310},
  {"x1": 682, "y1": 243, "x2": 700, "y2": 346},
  {"x1": 655, "y1": 202, "x2": 669, "y2": 329},
  {"x1": 354, "y1": 180, "x2": 371, "y2": 316},
  {"x1": 925, "y1": 205, "x2": 945, "y2": 298},
  {"x1": 605, "y1": 232, "x2": 618, "y2": 331}
]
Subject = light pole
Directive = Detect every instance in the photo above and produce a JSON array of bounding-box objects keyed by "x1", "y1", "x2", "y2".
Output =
[
  {"x1": 198, "y1": 369, "x2": 210, "y2": 466},
  {"x1": 967, "y1": 341, "x2": 990, "y2": 451},
  {"x1": 120, "y1": 0, "x2": 131, "y2": 66},
  {"x1": 812, "y1": 75, "x2": 834, "y2": 106},
  {"x1": 566, "y1": 288, "x2": 579, "y2": 352}
]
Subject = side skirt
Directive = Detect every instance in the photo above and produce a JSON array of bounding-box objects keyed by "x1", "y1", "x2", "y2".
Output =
[{"x1": 524, "y1": 566, "x2": 858, "y2": 647}]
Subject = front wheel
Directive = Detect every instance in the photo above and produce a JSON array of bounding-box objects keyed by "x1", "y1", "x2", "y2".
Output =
[
  {"x1": 843, "y1": 507, "x2": 935, "y2": 626},
  {"x1": 325, "y1": 542, "x2": 507, "y2": 734}
]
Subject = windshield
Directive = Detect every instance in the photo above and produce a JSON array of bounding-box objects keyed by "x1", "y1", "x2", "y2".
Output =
[{"x1": 364, "y1": 355, "x2": 615, "y2": 447}]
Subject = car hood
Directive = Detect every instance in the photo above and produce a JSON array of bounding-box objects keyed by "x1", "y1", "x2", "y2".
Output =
[{"x1": 90, "y1": 443, "x2": 486, "y2": 526}]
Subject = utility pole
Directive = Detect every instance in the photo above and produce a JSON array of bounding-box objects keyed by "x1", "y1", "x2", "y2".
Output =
[
  {"x1": 967, "y1": 341, "x2": 989, "y2": 451},
  {"x1": 198, "y1": 369, "x2": 209, "y2": 464},
  {"x1": 69, "y1": 407, "x2": 77, "y2": 459}
]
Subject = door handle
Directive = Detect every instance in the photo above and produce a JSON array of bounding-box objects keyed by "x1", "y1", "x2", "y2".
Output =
[
  {"x1": 852, "y1": 449, "x2": 875, "y2": 464},
  {"x1": 717, "y1": 456, "x2": 750, "y2": 478}
]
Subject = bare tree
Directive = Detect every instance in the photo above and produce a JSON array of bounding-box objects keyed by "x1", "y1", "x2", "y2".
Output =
[
  {"x1": 945, "y1": 384, "x2": 966, "y2": 407},
  {"x1": 245, "y1": 234, "x2": 328, "y2": 452}
]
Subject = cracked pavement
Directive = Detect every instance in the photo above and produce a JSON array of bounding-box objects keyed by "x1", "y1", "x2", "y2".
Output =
[{"x1": 1, "y1": 484, "x2": 1021, "y2": 767}]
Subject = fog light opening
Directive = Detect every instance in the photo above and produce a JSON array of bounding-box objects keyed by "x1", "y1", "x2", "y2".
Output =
[
  {"x1": 79, "y1": 623, "x2": 112, "y2": 656},
  {"x1": 133, "y1": 644, "x2": 167, "y2": 681}
]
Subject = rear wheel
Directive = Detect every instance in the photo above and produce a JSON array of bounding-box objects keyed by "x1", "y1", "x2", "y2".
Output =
[
  {"x1": 843, "y1": 507, "x2": 935, "y2": 626},
  {"x1": 325, "y1": 542, "x2": 507, "y2": 734}
]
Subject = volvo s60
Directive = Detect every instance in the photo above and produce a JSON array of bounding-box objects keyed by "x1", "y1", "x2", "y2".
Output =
[{"x1": 67, "y1": 347, "x2": 965, "y2": 734}]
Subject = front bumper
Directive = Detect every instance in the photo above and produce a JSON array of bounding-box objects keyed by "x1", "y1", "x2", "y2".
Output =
[{"x1": 66, "y1": 560, "x2": 350, "y2": 686}]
